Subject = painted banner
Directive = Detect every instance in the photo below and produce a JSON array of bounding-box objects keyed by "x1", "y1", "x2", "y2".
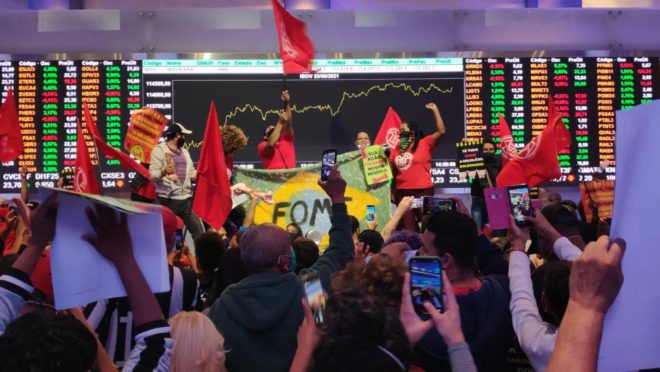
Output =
[
  {"x1": 124, "y1": 108, "x2": 169, "y2": 163},
  {"x1": 233, "y1": 151, "x2": 392, "y2": 247},
  {"x1": 360, "y1": 145, "x2": 392, "y2": 185},
  {"x1": 578, "y1": 180, "x2": 614, "y2": 222}
]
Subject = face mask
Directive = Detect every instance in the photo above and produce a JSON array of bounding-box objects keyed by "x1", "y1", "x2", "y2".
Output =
[
  {"x1": 399, "y1": 133, "x2": 411, "y2": 151},
  {"x1": 483, "y1": 152, "x2": 496, "y2": 163},
  {"x1": 176, "y1": 137, "x2": 186, "y2": 148},
  {"x1": 289, "y1": 249, "x2": 297, "y2": 273},
  {"x1": 288, "y1": 232, "x2": 298, "y2": 241}
]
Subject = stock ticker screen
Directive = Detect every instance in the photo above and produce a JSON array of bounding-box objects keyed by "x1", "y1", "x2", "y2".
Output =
[{"x1": 0, "y1": 56, "x2": 658, "y2": 193}]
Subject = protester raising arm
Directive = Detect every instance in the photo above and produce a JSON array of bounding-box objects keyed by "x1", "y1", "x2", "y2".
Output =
[
  {"x1": 525, "y1": 209, "x2": 582, "y2": 261},
  {"x1": 19, "y1": 167, "x2": 28, "y2": 204},
  {"x1": 281, "y1": 90, "x2": 293, "y2": 134},
  {"x1": 426, "y1": 103, "x2": 447, "y2": 144},
  {"x1": 547, "y1": 236, "x2": 625, "y2": 372},
  {"x1": 83, "y1": 204, "x2": 172, "y2": 372}
]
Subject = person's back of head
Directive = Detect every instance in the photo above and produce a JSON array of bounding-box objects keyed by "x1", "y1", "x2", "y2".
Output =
[
  {"x1": 312, "y1": 287, "x2": 410, "y2": 372},
  {"x1": 424, "y1": 211, "x2": 478, "y2": 272},
  {"x1": 0, "y1": 312, "x2": 97, "y2": 372},
  {"x1": 358, "y1": 230, "x2": 385, "y2": 254},
  {"x1": 195, "y1": 231, "x2": 226, "y2": 274},
  {"x1": 286, "y1": 223, "x2": 303, "y2": 241},
  {"x1": 533, "y1": 260, "x2": 572, "y2": 326},
  {"x1": 292, "y1": 237, "x2": 319, "y2": 273},
  {"x1": 541, "y1": 203, "x2": 584, "y2": 255},
  {"x1": 169, "y1": 311, "x2": 226, "y2": 372},
  {"x1": 383, "y1": 230, "x2": 423, "y2": 251},
  {"x1": 349, "y1": 215, "x2": 360, "y2": 239},
  {"x1": 240, "y1": 223, "x2": 292, "y2": 273}
]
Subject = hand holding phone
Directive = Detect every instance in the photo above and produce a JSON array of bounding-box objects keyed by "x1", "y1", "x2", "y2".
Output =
[
  {"x1": 411, "y1": 198, "x2": 423, "y2": 209},
  {"x1": 302, "y1": 272, "x2": 326, "y2": 324},
  {"x1": 366, "y1": 205, "x2": 376, "y2": 223},
  {"x1": 320, "y1": 149, "x2": 337, "y2": 182},
  {"x1": 508, "y1": 185, "x2": 534, "y2": 226},
  {"x1": 422, "y1": 197, "x2": 456, "y2": 215},
  {"x1": 409, "y1": 257, "x2": 443, "y2": 314}
]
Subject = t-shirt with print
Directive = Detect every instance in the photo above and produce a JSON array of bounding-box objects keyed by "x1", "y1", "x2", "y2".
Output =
[
  {"x1": 257, "y1": 130, "x2": 296, "y2": 170},
  {"x1": 390, "y1": 135, "x2": 436, "y2": 190}
]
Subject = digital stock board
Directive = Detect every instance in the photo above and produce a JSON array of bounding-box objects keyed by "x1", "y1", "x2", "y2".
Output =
[{"x1": 1, "y1": 56, "x2": 658, "y2": 193}]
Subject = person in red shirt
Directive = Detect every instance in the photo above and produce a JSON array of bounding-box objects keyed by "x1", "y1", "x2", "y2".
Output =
[
  {"x1": 390, "y1": 103, "x2": 446, "y2": 231},
  {"x1": 258, "y1": 90, "x2": 295, "y2": 170}
]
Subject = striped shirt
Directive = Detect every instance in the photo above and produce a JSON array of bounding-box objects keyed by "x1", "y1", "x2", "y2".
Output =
[{"x1": 84, "y1": 265, "x2": 199, "y2": 367}]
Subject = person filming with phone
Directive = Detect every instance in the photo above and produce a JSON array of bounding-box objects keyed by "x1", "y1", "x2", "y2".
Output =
[{"x1": 208, "y1": 164, "x2": 354, "y2": 372}]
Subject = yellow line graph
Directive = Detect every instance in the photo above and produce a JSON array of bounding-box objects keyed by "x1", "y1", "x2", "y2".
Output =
[{"x1": 185, "y1": 82, "x2": 453, "y2": 149}]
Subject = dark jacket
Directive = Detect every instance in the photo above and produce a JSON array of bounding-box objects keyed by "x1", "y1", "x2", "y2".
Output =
[
  {"x1": 415, "y1": 235, "x2": 512, "y2": 372},
  {"x1": 208, "y1": 203, "x2": 353, "y2": 372}
]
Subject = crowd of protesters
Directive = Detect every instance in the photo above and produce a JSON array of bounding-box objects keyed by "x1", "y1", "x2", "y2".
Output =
[{"x1": 0, "y1": 98, "x2": 625, "y2": 372}]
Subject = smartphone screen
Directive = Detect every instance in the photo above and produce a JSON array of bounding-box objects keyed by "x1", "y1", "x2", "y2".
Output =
[
  {"x1": 175, "y1": 230, "x2": 184, "y2": 250},
  {"x1": 366, "y1": 205, "x2": 376, "y2": 222},
  {"x1": 422, "y1": 197, "x2": 456, "y2": 215},
  {"x1": 302, "y1": 273, "x2": 326, "y2": 324},
  {"x1": 411, "y1": 197, "x2": 423, "y2": 209},
  {"x1": 508, "y1": 185, "x2": 534, "y2": 226},
  {"x1": 409, "y1": 257, "x2": 443, "y2": 314},
  {"x1": 321, "y1": 149, "x2": 337, "y2": 181}
]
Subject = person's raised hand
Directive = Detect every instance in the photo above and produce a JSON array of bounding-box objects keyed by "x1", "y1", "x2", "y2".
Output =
[
  {"x1": 400, "y1": 272, "x2": 434, "y2": 343},
  {"x1": 508, "y1": 215, "x2": 529, "y2": 252},
  {"x1": 297, "y1": 298, "x2": 320, "y2": 351},
  {"x1": 83, "y1": 203, "x2": 134, "y2": 267},
  {"x1": 425, "y1": 103, "x2": 439, "y2": 112},
  {"x1": 318, "y1": 164, "x2": 346, "y2": 204},
  {"x1": 447, "y1": 196, "x2": 471, "y2": 218},
  {"x1": 524, "y1": 208, "x2": 562, "y2": 244},
  {"x1": 395, "y1": 196, "x2": 414, "y2": 216},
  {"x1": 569, "y1": 235, "x2": 625, "y2": 315},
  {"x1": 366, "y1": 219, "x2": 378, "y2": 231},
  {"x1": 278, "y1": 111, "x2": 290, "y2": 124},
  {"x1": 281, "y1": 90, "x2": 290, "y2": 103},
  {"x1": 28, "y1": 192, "x2": 58, "y2": 248},
  {"x1": 18, "y1": 166, "x2": 26, "y2": 179},
  {"x1": 424, "y1": 271, "x2": 465, "y2": 346}
]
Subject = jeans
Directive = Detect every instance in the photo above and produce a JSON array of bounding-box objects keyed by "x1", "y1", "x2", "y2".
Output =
[{"x1": 158, "y1": 197, "x2": 205, "y2": 240}]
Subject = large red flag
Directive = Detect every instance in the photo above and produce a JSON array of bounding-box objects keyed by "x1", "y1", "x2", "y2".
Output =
[
  {"x1": 497, "y1": 113, "x2": 517, "y2": 169},
  {"x1": 83, "y1": 103, "x2": 151, "y2": 180},
  {"x1": 192, "y1": 102, "x2": 232, "y2": 230},
  {"x1": 74, "y1": 119, "x2": 101, "y2": 194},
  {"x1": 0, "y1": 89, "x2": 23, "y2": 162},
  {"x1": 271, "y1": 0, "x2": 315, "y2": 74},
  {"x1": 497, "y1": 98, "x2": 572, "y2": 187},
  {"x1": 374, "y1": 107, "x2": 402, "y2": 151}
]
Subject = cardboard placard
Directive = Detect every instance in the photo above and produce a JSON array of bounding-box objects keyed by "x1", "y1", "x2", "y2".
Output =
[
  {"x1": 456, "y1": 139, "x2": 485, "y2": 171},
  {"x1": 360, "y1": 145, "x2": 393, "y2": 185},
  {"x1": 124, "y1": 108, "x2": 169, "y2": 163}
]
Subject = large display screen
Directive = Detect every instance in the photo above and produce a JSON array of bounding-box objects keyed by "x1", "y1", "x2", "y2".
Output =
[{"x1": 1, "y1": 56, "x2": 658, "y2": 193}]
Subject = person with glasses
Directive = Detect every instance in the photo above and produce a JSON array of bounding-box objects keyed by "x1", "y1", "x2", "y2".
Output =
[{"x1": 389, "y1": 103, "x2": 447, "y2": 231}]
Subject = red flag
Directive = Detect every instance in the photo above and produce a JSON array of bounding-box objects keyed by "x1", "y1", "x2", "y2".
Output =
[
  {"x1": 0, "y1": 89, "x2": 23, "y2": 162},
  {"x1": 192, "y1": 102, "x2": 232, "y2": 230},
  {"x1": 497, "y1": 113, "x2": 517, "y2": 169},
  {"x1": 83, "y1": 103, "x2": 151, "y2": 181},
  {"x1": 271, "y1": 0, "x2": 315, "y2": 74},
  {"x1": 74, "y1": 119, "x2": 101, "y2": 195},
  {"x1": 374, "y1": 107, "x2": 402, "y2": 150},
  {"x1": 497, "y1": 98, "x2": 572, "y2": 187}
]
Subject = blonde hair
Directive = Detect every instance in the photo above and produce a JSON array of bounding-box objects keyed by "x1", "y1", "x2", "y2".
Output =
[{"x1": 169, "y1": 311, "x2": 226, "y2": 372}]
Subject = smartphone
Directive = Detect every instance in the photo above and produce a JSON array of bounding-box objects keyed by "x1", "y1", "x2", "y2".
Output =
[
  {"x1": 302, "y1": 272, "x2": 326, "y2": 324},
  {"x1": 320, "y1": 149, "x2": 337, "y2": 181},
  {"x1": 366, "y1": 205, "x2": 376, "y2": 222},
  {"x1": 411, "y1": 197, "x2": 423, "y2": 209},
  {"x1": 508, "y1": 185, "x2": 534, "y2": 226},
  {"x1": 175, "y1": 230, "x2": 184, "y2": 250},
  {"x1": 422, "y1": 197, "x2": 456, "y2": 215},
  {"x1": 409, "y1": 257, "x2": 443, "y2": 314}
]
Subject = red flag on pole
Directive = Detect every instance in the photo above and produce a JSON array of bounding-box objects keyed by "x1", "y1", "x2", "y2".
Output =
[
  {"x1": 192, "y1": 102, "x2": 232, "y2": 230},
  {"x1": 271, "y1": 0, "x2": 315, "y2": 75},
  {"x1": 497, "y1": 113, "x2": 517, "y2": 169},
  {"x1": 83, "y1": 103, "x2": 151, "y2": 180},
  {"x1": 497, "y1": 98, "x2": 572, "y2": 187},
  {"x1": 0, "y1": 88, "x2": 23, "y2": 163},
  {"x1": 373, "y1": 107, "x2": 402, "y2": 150},
  {"x1": 74, "y1": 119, "x2": 101, "y2": 194}
]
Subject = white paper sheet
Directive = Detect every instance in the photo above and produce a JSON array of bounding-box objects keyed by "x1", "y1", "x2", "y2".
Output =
[
  {"x1": 44, "y1": 188, "x2": 170, "y2": 310},
  {"x1": 599, "y1": 100, "x2": 660, "y2": 371}
]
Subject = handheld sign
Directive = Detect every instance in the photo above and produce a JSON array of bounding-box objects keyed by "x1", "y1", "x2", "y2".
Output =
[
  {"x1": 361, "y1": 145, "x2": 393, "y2": 185},
  {"x1": 124, "y1": 108, "x2": 169, "y2": 163}
]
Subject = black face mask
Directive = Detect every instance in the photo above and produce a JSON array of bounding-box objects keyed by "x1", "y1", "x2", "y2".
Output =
[
  {"x1": 176, "y1": 137, "x2": 186, "y2": 148},
  {"x1": 483, "y1": 152, "x2": 497, "y2": 164},
  {"x1": 288, "y1": 232, "x2": 299, "y2": 241}
]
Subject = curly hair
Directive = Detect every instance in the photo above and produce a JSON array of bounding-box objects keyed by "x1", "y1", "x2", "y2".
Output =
[
  {"x1": 221, "y1": 124, "x2": 248, "y2": 155},
  {"x1": 0, "y1": 312, "x2": 97, "y2": 372},
  {"x1": 312, "y1": 286, "x2": 411, "y2": 372},
  {"x1": 332, "y1": 254, "x2": 405, "y2": 310}
]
